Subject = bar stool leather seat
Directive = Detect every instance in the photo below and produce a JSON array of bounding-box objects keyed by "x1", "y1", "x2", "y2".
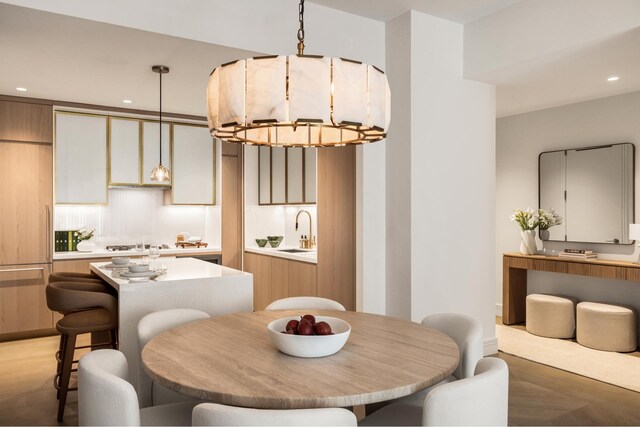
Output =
[{"x1": 57, "y1": 308, "x2": 116, "y2": 333}]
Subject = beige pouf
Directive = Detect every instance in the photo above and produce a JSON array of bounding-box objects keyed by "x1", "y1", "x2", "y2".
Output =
[
  {"x1": 526, "y1": 294, "x2": 577, "y2": 338},
  {"x1": 577, "y1": 302, "x2": 637, "y2": 352}
]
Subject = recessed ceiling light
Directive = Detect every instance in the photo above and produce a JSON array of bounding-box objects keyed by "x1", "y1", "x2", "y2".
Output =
[
  {"x1": 122, "y1": 99, "x2": 133, "y2": 104},
  {"x1": 607, "y1": 76, "x2": 620, "y2": 82},
  {"x1": 16, "y1": 87, "x2": 27, "y2": 92}
]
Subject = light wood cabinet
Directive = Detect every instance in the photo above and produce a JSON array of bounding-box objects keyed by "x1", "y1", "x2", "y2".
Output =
[
  {"x1": 171, "y1": 124, "x2": 216, "y2": 205},
  {"x1": 55, "y1": 112, "x2": 108, "y2": 204},
  {"x1": 0, "y1": 264, "x2": 53, "y2": 334},
  {"x1": 0, "y1": 100, "x2": 52, "y2": 144},
  {"x1": 142, "y1": 121, "x2": 171, "y2": 187},
  {"x1": 222, "y1": 143, "x2": 243, "y2": 270},
  {"x1": 109, "y1": 117, "x2": 141, "y2": 185},
  {"x1": 244, "y1": 252, "x2": 317, "y2": 311},
  {"x1": 317, "y1": 146, "x2": 355, "y2": 311},
  {"x1": 258, "y1": 147, "x2": 317, "y2": 205},
  {"x1": 0, "y1": 142, "x2": 52, "y2": 265}
]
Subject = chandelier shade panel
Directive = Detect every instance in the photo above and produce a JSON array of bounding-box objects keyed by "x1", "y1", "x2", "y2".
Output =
[{"x1": 207, "y1": 55, "x2": 390, "y2": 147}]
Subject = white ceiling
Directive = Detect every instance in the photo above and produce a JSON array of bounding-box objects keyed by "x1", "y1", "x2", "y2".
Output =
[
  {"x1": 489, "y1": 28, "x2": 640, "y2": 117},
  {"x1": 309, "y1": 0, "x2": 521, "y2": 23},
  {"x1": 2, "y1": 2, "x2": 638, "y2": 121},
  {"x1": 0, "y1": 3, "x2": 259, "y2": 116}
]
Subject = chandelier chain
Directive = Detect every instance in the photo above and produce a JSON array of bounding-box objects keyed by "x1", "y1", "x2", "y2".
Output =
[{"x1": 297, "y1": 0, "x2": 305, "y2": 43}]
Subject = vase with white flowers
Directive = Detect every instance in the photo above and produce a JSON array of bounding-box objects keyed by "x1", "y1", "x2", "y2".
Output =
[
  {"x1": 510, "y1": 208, "x2": 539, "y2": 255},
  {"x1": 537, "y1": 208, "x2": 563, "y2": 241},
  {"x1": 76, "y1": 228, "x2": 96, "y2": 252},
  {"x1": 510, "y1": 208, "x2": 563, "y2": 255}
]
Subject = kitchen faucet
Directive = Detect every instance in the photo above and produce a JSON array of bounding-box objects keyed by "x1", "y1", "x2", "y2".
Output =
[{"x1": 295, "y1": 209, "x2": 315, "y2": 249}]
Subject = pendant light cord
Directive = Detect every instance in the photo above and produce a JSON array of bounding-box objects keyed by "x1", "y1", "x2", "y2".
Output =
[
  {"x1": 297, "y1": 0, "x2": 305, "y2": 55},
  {"x1": 159, "y1": 70, "x2": 163, "y2": 166}
]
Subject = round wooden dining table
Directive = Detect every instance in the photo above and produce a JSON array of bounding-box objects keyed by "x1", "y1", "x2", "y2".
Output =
[{"x1": 141, "y1": 310, "x2": 459, "y2": 409}]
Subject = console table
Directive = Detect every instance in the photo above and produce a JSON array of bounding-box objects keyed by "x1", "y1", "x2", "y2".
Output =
[{"x1": 502, "y1": 253, "x2": 640, "y2": 324}]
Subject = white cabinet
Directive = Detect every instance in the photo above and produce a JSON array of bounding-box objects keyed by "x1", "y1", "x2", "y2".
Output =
[
  {"x1": 258, "y1": 147, "x2": 317, "y2": 205},
  {"x1": 171, "y1": 124, "x2": 216, "y2": 205},
  {"x1": 109, "y1": 118, "x2": 140, "y2": 185},
  {"x1": 142, "y1": 121, "x2": 171, "y2": 186},
  {"x1": 55, "y1": 112, "x2": 108, "y2": 204}
]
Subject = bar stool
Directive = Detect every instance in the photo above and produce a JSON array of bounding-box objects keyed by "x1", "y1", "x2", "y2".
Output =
[
  {"x1": 46, "y1": 281, "x2": 118, "y2": 422},
  {"x1": 49, "y1": 272, "x2": 116, "y2": 296}
]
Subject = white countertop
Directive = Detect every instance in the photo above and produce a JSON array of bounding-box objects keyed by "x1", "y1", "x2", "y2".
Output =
[
  {"x1": 244, "y1": 246, "x2": 317, "y2": 264},
  {"x1": 53, "y1": 246, "x2": 222, "y2": 260},
  {"x1": 90, "y1": 257, "x2": 249, "y2": 291}
]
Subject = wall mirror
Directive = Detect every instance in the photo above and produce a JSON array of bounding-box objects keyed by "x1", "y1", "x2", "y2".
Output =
[{"x1": 539, "y1": 143, "x2": 635, "y2": 244}]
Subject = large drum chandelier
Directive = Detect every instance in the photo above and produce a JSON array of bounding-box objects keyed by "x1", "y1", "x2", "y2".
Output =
[{"x1": 206, "y1": 0, "x2": 390, "y2": 147}]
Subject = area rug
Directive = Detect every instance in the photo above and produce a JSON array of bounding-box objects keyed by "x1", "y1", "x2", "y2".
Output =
[{"x1": 496, "y1": 324, "x2": 640, "y2": 393}]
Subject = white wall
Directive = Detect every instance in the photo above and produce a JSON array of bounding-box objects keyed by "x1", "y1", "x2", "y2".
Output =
[
  {"x1": 385, "y1": 12, "x2": 412, "y2": 319},
  {"x1": 496, "y1": 91, "x2": 640, "y2": 313},
  {"x1": 54, "y1": 188, "x2": 221, "y2": 249},
  {"x1": 386, "y1": 11, "x2": 497, "y2": 350}
]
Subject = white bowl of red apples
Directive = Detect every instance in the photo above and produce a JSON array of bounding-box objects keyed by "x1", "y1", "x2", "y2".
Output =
[{"x1": 267, "y1": 314, "x2": 351, "y2": 358}]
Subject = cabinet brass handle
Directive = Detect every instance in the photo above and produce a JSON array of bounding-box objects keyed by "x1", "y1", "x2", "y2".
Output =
[{"x1": 46, "y1": 205, "x2": 51, "y2": 261}]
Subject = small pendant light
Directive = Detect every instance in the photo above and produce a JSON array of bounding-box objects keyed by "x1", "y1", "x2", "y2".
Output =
[{"x1": 150, "y1": 65, "x2": 171, "y2": 182}]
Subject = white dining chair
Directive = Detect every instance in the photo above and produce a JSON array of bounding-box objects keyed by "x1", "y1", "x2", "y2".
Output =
[
  {"x1": 137, "y1": 308, "x2": 210, "y2": 408},
  {"x1": 360, "y1": 357, "x2": 509, "y2": 426},
  {"x1": 78, "y1": 349, "x2": 199, "y2": 426},
  {"x1": 394, "y1": 312, "x2": 483, "y2": 406},
  {"x1": 192, "y1": 403, "x2": 357, "y2": 426},
  {"x1": 265, "y1": 296, "x2": 346, "y2": 311}
]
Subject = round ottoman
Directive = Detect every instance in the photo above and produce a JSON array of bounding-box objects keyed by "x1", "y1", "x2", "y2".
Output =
[
  {"x1": 526, "y1": 294, "x2": 577, "y2": 338},
  {"x1": 576, "y1": 302, "x2": 637, "y2": 352}
]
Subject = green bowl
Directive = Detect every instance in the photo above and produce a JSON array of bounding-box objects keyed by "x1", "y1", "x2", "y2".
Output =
[
  {"x1": 267, "y1": 236, "x2": 284, "y2": 247},
  {"x1": 255, "y1": 239, "x2": 268, "y2": 248}
]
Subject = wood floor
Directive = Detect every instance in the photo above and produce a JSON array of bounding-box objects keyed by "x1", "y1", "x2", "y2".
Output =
[
  {"x1": 0, "y1": 334, "x2": 90, "y2": 426},
  {"x1": 1, "y1": 331, "x2": 640, "y2": 425}
]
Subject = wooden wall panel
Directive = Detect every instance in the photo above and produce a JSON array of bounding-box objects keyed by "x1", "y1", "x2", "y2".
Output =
[
  {"x1": 0, "y1": 100, "x2": 52, "y2": 144},
  {"x1": 222, "y1": 142, "x2": 243, "y2": 269},
  {"x1": 317, "y1": 146, "x2": 356, "y2": 311}
]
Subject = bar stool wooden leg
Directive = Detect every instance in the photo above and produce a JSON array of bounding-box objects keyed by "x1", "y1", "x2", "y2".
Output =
[
  {"x1": 57, "y1": 332, "x2": 77, "y2": 422},
  {"x1": 55, "y1": 333, "x2": 66, "y2": 400},
  {"x1": 109, "y1": 329, "x2": 118, "y2": 350}
]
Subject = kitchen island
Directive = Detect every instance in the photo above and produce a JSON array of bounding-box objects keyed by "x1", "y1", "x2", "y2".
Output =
[{"x1": 90, "y1": 257, "x2": 253, "y2": 406}]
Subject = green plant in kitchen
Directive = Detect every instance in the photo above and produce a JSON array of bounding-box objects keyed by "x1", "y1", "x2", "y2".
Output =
[{"x1": 77, "y1": 228, "x2": 95, "y2": 242}]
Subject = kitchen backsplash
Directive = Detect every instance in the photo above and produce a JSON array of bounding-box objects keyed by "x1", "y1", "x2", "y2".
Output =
[
  {"x1": 245, "y1": 205, "x2": 317, "y2": 248},
  {"x1": 54, "y1": 188, "x2": 221, "y2": 249}
]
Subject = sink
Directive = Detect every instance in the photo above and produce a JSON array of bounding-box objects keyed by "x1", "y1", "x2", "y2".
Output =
[{"x1": 278, "y1": 249, "x2": 312, "y2": 253}]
